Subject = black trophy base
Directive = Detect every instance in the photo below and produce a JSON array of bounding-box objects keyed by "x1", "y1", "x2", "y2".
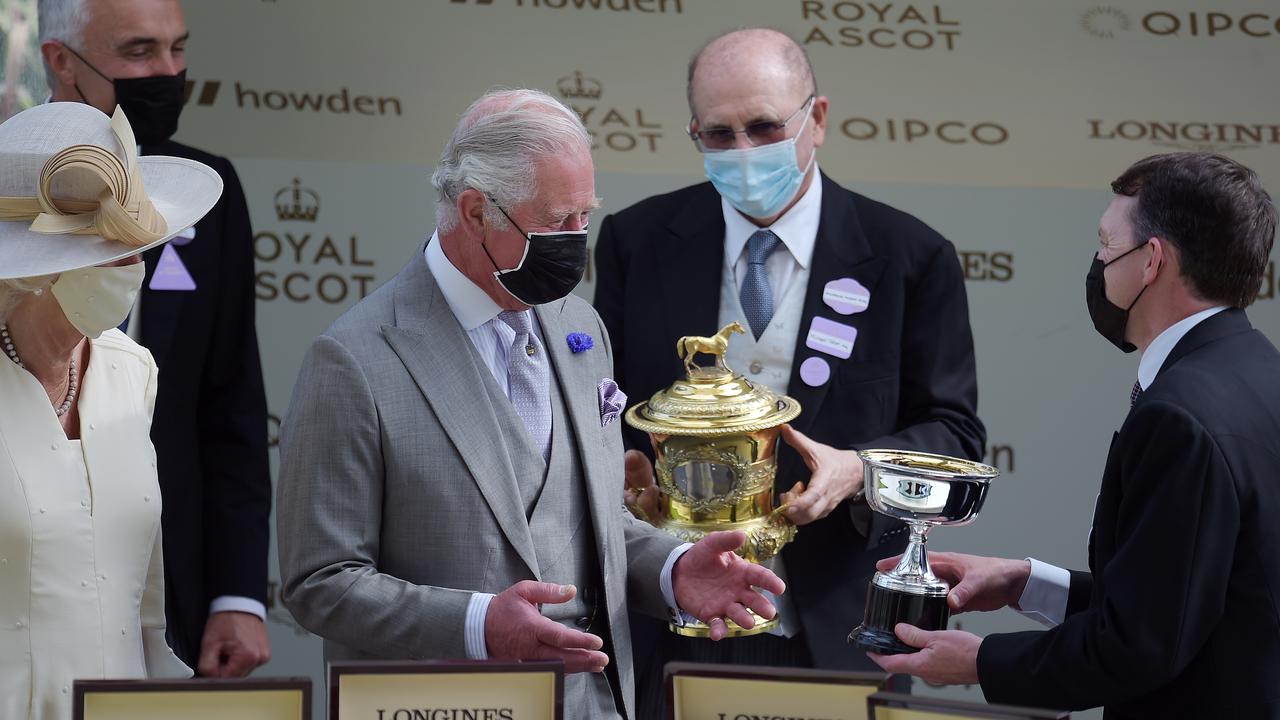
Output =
[{"x1": 849, "y1": 580, "x2": 950, "y2": 655}]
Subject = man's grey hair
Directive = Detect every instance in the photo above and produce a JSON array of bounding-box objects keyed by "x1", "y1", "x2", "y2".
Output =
[
  {"x1": 0, "y1": 276, "x2": 56, "y2": 325},
  {"x1": 431, "y1": 88, "x2": 591, "y2": 233},
  {"x1": 37, "y1": 0, "x2": 90, "y2": 88}
]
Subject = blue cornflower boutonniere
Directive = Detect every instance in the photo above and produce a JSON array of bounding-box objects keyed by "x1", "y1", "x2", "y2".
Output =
[{"x1": 566, "y1": 332, "x2": 594, "y2": 354}]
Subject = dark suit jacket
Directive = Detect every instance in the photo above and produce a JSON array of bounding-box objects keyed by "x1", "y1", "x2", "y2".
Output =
[
  {"x1": 593, "y1": 174, "x2": 986, "y2": 668},
  {"x1": 137, "y1": 140, "x2": 271, "y2": 667},
  {"x1": 979, "y1": 309, "x2": 1280, "y2": 718}
]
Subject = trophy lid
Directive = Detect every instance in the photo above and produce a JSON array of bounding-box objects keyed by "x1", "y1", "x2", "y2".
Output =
[{"x1": 624, "y1": 323, "x2": 801, "y2": 437}]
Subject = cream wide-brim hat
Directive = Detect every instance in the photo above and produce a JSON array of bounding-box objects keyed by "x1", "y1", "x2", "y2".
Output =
[{"x1": 0, "y1": 102, "x2": 223, "y2": 280}]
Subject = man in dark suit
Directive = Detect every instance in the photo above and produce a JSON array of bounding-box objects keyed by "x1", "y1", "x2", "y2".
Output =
[
  {"x1": 40, "y1": 0, "x2": 272, "y2": 677},
  {"x1": 593, "y1": 28, "x2": 985, "y2": 713},
  {"x1": 870, "y1": 153, "x2": 1280, "y2": 718}
]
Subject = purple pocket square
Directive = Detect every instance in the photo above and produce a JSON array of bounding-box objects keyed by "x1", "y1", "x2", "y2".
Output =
[{"x1": 598, "y1": 378, "x2": 627, "y2": 428}]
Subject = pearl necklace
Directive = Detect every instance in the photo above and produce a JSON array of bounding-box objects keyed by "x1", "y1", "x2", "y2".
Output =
[{"x1": 1, "y1": 324, "x2": 79, "y2": 417}]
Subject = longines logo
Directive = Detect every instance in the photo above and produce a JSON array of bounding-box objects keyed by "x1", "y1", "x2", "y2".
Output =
[
  {"x1": 255, "y1": 178, "x2": 378, "y2": 305},
  {"x1": 183, "y1": 79, "x2": 403, "y2": 116},
  {"x1": 453, "y1": 0, "x2": 683, "y2": 12},
  {"x1": 1087, "y1": 119, "x2": 1280, "y2": 152},
  {"x1": 840, "y1": 117, "x2": 1010, "y2": 146},
  {"x1": 558, "y1": 71, "x2": 664, "y2": 153},
  {"x1": 1081, "y1": 7, "x2": 1280, "y2": 39},
  {"x1": 801, "y1": 2, "x2": 962, "y2": 51}
]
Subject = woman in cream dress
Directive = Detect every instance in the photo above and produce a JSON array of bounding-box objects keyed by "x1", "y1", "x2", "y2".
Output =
[{"x1": 0, "y1": 102, "x2": 222, "y2": 719}]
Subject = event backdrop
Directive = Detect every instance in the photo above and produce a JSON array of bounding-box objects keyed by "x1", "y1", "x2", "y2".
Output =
[{"x1": 4, "y1": 0, "x2": 1279, "y2": 715}]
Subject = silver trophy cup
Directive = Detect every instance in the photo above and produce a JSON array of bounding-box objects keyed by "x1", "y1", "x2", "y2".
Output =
[{"x1": 848, "y1": 449, "x2": 999, "y2": 655}]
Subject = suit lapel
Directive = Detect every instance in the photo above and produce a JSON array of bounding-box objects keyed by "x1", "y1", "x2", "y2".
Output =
[
  {"x1": 535, "y1": 301, "x2": 615, "y2": 575},
  {"x1": 660, "y1": 185, "x2": 726, "y2": 341},
  {"x1": 381, "y1": 254, "x2": 539, "y2": 578},
  {"x1": 785, "y1": 174, "x2": 883, "y2": 433}
]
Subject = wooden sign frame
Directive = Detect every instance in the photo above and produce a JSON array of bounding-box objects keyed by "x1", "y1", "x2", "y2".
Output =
[
  {"x1": 665, "y1": 661, "x2": 888, "y2": 720},
  {"x1": 73, "y1": 677, "x2": 312, "y2": 720},
  {"x1": 867, "y1": 691, "x2": 1071, "y2": 719},
  {"x1": 328, "y1": 659, "x2": 565, "y2": 720}
]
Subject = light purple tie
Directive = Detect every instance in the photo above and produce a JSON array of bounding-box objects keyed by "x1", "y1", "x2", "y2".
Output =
[{"x1": 498, "y1": 309, "x2": 551, "y2": 462}]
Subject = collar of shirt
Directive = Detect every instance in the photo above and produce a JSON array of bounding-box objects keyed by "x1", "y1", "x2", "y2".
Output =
[
  {"x1": 721, "y1": 164, "x2": 823, "y2": 270},
  {"x1": 424, "y1": 230, "x2": 504, "y2": 332},
  {"x1": 1137, "y1": 305, "x2": 1228, "y2": 390}
]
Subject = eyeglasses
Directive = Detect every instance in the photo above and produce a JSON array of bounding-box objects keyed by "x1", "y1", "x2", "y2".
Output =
[{"x1": 687, "y1": 95, "x2": 815, "y2": 152}]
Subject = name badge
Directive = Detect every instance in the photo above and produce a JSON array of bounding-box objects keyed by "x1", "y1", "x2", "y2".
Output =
[
  {"x1": 823, "y1": 277, "x2": 870, "y2": 315},
  {"x1": 806, "y1": 317, "x2": 857, "y2": 360}
]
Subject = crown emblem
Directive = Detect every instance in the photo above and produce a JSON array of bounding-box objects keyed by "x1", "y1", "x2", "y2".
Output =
[
  {"x1": 557, "y1": 71, "x2": 602, "y2": 101},
  {"x1": 275, "y1": 178, "x2": 320, "y2": 222}
]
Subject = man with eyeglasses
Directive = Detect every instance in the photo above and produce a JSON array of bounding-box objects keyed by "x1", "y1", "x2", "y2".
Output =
[{"x1": 593, "y1": 27, "x2": 985, "y2": 713}]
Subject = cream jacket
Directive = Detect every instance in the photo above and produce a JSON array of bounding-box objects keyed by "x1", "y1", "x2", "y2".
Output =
[{"x1": 0, "y1": 329, "x2": 189, "y2": 720}]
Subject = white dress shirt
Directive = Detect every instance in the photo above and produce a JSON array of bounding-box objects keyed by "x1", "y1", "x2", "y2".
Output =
[
  {"x1": 717, "y1": 170, "x2": 823, "y2": 637},
  {"x1": 424, "y1": 234, "x2": 690, "y2": 657},
  {"x1": 1015, "y1": 306, "x2": 1228, "y2": 627},
  {"x1": 722, "y1": 165, "x2": 822, "y2": 302}
]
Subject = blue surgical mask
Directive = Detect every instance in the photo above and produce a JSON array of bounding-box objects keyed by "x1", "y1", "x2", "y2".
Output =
[{"x1": 702, "y1": 110, "x2": 815, "y2": 219}]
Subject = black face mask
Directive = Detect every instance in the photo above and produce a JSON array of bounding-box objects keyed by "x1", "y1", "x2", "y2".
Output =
[
  {"x1": 482, "y1": 203, "x2": 589, "y2": 306},
  {"x1": 66, "y1": 45, "x2": 186, "y2": 145},
  {"x1": 1085, "y1": 242, "x2": 1150, "y2": 353}
]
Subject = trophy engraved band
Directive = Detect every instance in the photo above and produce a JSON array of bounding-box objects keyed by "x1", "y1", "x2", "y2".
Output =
[
  {"x1": 848, "y1": 449, "x2": 999, "y2": 655},
  {"x1": 625, "y1": 322, "x2": 801, "y2": 637}
]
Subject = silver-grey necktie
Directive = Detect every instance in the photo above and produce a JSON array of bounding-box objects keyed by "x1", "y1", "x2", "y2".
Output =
[
  {"x1": 498, "y1": 309, "x2": 551, "y2": 462},
  {"x1": 740, "y1": 229, "x2": 782, "y2": 340}
]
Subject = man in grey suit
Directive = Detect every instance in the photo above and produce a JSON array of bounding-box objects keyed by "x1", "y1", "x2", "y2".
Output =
[{"x1": 277, "y1": 88, "x2": 785, "y2": 719}]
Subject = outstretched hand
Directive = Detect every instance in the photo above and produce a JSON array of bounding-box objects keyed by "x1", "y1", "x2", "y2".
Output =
[
  {"x1": 485, "y1": 581, "x2": 609, "y2": 673},
  {"x1": 672, "y1": 530, "x2": 786, "y2": 641}
]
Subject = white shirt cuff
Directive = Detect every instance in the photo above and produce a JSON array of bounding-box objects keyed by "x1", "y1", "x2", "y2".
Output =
[
  {"x1": 660, "y1": 542, "x2": 696, "y2": 626},
  {"x1": 464, "y1": 592, "x2": 495, "y2": 660},
  {"x1": 209, "y1": 596, "x2": 266, "y2": 622},
  {"x1": 1013, "y1": 558, "x2": 1070, "y2": 628}
]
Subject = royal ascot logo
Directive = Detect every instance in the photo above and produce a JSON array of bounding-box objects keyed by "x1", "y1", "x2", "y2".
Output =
[
  {"x1": 839, "y1": 117, "x2": 1010, "y2": 146},
  {"x1": 275, "y1": 178, "x2": 320, "y2": 222},
  {"x1": 1087, "y1": 119, "x2": 1280, "y2": 152},
  {"x1": 1081, "y1": 6, "x2": 1131, "y2": 39},
  {"x1": 453, "y1": 0, "x2": 684, "y2": 12},
  {"x1": 558, "y1": 71, "x2": 664, "y2": 154},
  {"x1": 255, "y1": 178, "x2": 378, "y2": 306},
  {"x1": 1081, "y1": 7, "x2": 1280, "y2": 39},
  {"x1": 800, "y1": 2, "x2": 962, "y2": 51},
  {"x1": 183, "y1": 78, "x2": 403, "y2": 116}
]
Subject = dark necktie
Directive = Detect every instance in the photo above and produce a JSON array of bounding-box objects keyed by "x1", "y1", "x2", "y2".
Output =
[
  {"x1": 1130, "y1": 380, "x2": 1143, "y2": 407},
  {"x1": 740, "y1": 229, "x2": 782, "y2": 340}
]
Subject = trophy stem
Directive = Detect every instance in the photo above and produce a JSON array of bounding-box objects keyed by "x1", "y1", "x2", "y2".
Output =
[{"x1": 890, "y1": 523, "x2": 941, "y2": 587}]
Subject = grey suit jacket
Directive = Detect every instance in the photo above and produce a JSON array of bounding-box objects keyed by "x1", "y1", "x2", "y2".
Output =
[{"x1": 277, "y1": 251, "x2": 680, "y2": 718}]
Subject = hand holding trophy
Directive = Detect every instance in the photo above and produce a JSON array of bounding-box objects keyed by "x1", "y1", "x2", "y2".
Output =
[{"x1": 849, "y1": 450, "x2": 999, "y2": 655}]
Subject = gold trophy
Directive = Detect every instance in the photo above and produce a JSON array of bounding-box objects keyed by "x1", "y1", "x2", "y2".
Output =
[{"x1": 625, "y1": 322, "x2": 800, "y2": 637}]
